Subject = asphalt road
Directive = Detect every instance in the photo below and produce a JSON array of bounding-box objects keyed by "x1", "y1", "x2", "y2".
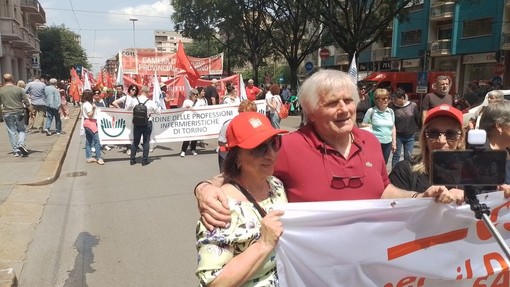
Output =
[{"x1": 16, "y1": 115, "x2": 303, "y2": 286}]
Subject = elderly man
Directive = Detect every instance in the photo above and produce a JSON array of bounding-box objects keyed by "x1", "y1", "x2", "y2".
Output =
[
  {"x1": 24, "y1": 75, "x2": 47, "y2": 133},
  {"x1": 43, "y1": 78, "x2": 62, "y2": 135},
  {"x1": 245, "y1": 79, "x2": 262, "y2": 101},
  {"x1": 422, "y1": 75, "x2": 453, "y2": 124},
  {"x1": 0, "y1": 73, "x2": 33, "y2": 157},
  {"x1": 194, "y1": 70, "x2": 457, "y2": 229}
]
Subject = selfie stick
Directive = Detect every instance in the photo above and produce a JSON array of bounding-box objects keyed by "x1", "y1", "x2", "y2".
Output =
[
  {"x1": 464, "y1": 187, "x2": 510, "y2": 260},
  {"x1": 464, "y1": 130, "x2": 510, "y2": 260}
]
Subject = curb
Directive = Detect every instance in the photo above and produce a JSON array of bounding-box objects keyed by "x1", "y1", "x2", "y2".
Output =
[
  {"x1": 0, "y1": 268, "x2": 17, "y2": 287},
  {"x1": 21, "y1": 110, "x2": 80, "y2": 186}
]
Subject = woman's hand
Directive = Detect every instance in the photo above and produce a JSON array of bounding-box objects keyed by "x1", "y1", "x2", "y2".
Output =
[
  {"x1": 259, "y1": 210, "x2": 285, "y2": 250},
  {"x1": 196, "y1": 184, "x2": 231, "y2": 230},
  {"x1": 497, "y1": 184, "x2": 510, "y2": 198},
  {"x1": 448, "y1": 188, "x2": 465, "y2": 205},
  {"x1": 421, "y1": 185, "x2": 456, "y2": 204}
]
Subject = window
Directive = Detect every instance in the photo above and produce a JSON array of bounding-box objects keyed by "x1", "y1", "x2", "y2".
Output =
[
  {"x1": 463, "y1": 18, "x2": 492, "y2": 38},
  {"x1": 401, "y1": 30, "x2": 422, "y2": 46},
  {"x1": 438, "y1": 25, "x2": 452, "y2": 40}
]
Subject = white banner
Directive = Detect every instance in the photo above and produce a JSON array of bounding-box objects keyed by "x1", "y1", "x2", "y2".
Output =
[
  {"x1": 276, "y1": 193, "x2": 510, "y2": 287},
  {"x1": 96, "y1": 100, "x2": 266, "y2": 144}
]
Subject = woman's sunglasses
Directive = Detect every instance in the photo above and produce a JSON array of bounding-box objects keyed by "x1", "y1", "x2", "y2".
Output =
[
  {"x1": 425, "y1": 129, "x2": 461, "y2": 141},
  {"x1": 250, "y1": 135, "x2": 282, "y2": 157}
]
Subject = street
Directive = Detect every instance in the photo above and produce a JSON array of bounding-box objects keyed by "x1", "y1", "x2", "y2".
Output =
[{"x1": 4, "y1": 114, "x2": 302, "y2": 287}]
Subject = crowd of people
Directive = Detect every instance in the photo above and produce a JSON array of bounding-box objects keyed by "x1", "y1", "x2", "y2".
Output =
[
  {"x1": 0, "y1": 74, "x2": 75, "y2": 158},
  {"x1": 192, "y1": 70, "x2": 510, "y2": 286}
]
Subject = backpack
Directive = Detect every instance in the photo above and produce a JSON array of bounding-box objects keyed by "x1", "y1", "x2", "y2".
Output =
[{"x1": 132, "y1": 97, "x2": 149, "y2": 126}]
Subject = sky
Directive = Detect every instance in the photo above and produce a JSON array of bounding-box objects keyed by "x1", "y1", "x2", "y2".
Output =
[{"x1": 40, "y1": 0, "x2": 175, "y2": 73}]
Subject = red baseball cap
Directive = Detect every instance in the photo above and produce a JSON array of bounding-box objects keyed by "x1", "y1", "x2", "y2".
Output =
[
  {"x1": 226, "y1": 112, "x2": 288, "y2": 149},
  {"x1": 424, "y1": 104, "x2": 463, "y2": 126}
]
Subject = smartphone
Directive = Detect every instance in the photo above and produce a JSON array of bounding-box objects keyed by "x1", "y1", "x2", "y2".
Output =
[{"x1": 430, "y1": 150, "x2": 507, "y2": 186}]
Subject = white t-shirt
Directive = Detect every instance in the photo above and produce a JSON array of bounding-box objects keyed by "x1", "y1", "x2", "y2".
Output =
[
  {"x1": 265, "y1": 93, "x2": 282, "y2": 112},
  {"x1": 82, "y1": 101, "x2": 96, "y2": 119},
  {"x1": 124, "y1": 95, "x2": 162, "y2": 121},
  {"x1": 222, "y1": 96, "x2": 241, "y2": 105}
]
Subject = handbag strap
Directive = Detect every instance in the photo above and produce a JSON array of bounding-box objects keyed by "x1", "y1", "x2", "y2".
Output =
[{"x1": 229, "y1": 181, "x2": 267, "y2": 217}]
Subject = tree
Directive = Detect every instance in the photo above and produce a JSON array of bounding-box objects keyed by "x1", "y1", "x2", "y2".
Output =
[
  {"x1": 172, "y1": 0, "x2": 274, "y2": 86},
  {"x1": 38, "y1": 25, "x2": 89, "y2": 80},
  {"x1": 261, "y1": 0, "x2": 329, "y2": 89}
]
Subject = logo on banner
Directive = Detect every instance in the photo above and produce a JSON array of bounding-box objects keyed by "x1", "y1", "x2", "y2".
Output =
[{"x1": 100, "y1": 117, "x2": 126, "y2": 137}]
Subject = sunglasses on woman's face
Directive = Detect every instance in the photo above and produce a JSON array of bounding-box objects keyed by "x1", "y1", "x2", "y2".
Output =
[
  {"x1": 425, "y1": 129, "x2": 461, "y2": 141},
  {"x1": 250, "y1": 135, "x2": 282, "y2": 157},
  {"x1": 94, "y1": 92, "x2": 100, "y2": 95}
]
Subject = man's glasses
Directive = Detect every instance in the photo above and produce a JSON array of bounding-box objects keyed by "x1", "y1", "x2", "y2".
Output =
[
  {"x1": 375, "y1": 97, "x2": 389, "y2": 101},
  {"x1": 425, "y1": 129, "x2": 461, "y2": 141},
  {"x1": 94, "y1": 92, "x2": 100, "y2": 95},
  {"x1": 323, "y1": 140, "x2": 366, "y2": 189},
  {"x1": 250, "y1": 135, "x2": 282, "y2": 157}
]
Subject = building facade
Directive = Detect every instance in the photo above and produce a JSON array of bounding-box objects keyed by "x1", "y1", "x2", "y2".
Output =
[
  {"x1": 317, "y1": 0, "x2": 510, "y2": 95},
  {"x1": 154, "y1": 30, "x2": 192, "y2": 53},
  {"x1": 0, "y1": 0, "x2": 45, "y2": 82}
]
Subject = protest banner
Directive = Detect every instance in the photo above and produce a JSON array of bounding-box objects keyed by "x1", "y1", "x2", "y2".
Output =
[
  {"x1": 119, "y1": 49, "x2": 223, "y2": 76},
  {"x1": 96, "y1": 100, "x2": 266, "y2": 144},
  {"x1": 276, "y1": 192, "x2": 510, "y2": 287}
]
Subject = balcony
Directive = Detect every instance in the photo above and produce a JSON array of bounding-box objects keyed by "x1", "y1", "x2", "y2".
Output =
[
  {"x1": 373, "y1": 47, "x2": 391, "y2": 61},
  {"x1": 0, "y1": 18, "x2": 22, "y2": 41},
  {"x1": 336, "y1": 53, "x2": 349, "y2": 65},
  {"x1": 20, "y1": 0, "x2": 46, "y2": 24},
  {"x1": 429, "y1": 39, "x2": 452, "y2": 56},
  {"x1": 430, "y1": 1, "x2": 455, "y2": 22},
  {"x1": 501, "y1": 32, "x2": 510, "y2": 50}
]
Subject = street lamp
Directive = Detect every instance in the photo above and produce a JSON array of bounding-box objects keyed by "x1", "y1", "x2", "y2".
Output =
[{"x1": 129, "y1": 17, "x2": 138, "y2": 49}]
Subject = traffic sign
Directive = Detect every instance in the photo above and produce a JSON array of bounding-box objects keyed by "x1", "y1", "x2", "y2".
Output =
[
  {"x1": 494, "y1": 63, "x2": 504, "y2": 76},
  {"x1": 305, "y1": 61, "x2": 314, "y2": 72},
  {"x1": 319, "y1": 48, "x2": 330, "y2": 59}
]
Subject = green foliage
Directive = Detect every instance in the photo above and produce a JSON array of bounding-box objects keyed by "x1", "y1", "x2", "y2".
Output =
[
  {"x1": 38, "y1": 25, "x2": 89, "y2": 80},
  {"x1": 297, "y1": 0, "x2": 416, "y2": 59}
]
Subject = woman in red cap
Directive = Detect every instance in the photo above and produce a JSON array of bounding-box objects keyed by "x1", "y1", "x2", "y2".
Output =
[
  {"x1": 195, "y1": 112, "x2": 288, "y2": 287},
  {"x1": 389, "y1": 104, "x2": 465, "y2": 204}
]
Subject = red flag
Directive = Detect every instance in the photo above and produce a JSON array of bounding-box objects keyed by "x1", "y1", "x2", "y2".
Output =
[
  {"x1": 175, "y1": 41, "x2": 200, "y2": 87},
  {"x1": 69, "y1": 67, "x2": 83, "y2": 102}
]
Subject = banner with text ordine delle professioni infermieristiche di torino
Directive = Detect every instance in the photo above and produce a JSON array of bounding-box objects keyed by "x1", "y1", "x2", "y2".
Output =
[
  {"x1": 95, "y1": 100, "x2": 266, "y2": 145},
  {"x1": 120, "y1": 49, "x2": 223, "y2": 76},
  {"x1": 276, "y1": 193, "x2": 510, "y2": 287}
]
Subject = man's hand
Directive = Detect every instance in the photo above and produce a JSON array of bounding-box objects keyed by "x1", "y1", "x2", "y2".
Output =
[{"x1": 197, "y1": 183, "x2": 231, "y2": 230}]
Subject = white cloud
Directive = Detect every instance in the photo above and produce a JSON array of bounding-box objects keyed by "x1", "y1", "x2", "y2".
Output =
[{"x1": 109, "y1": 1, "x2": 175, "y2": 26}]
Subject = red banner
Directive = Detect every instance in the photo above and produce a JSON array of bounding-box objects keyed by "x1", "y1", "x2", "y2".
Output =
[{"x1": 120, "y1": 49, "x2": 223, "y2": 76}]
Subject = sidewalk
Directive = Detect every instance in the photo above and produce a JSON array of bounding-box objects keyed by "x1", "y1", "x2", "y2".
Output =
[
  {"x1": 0, "y1": 106, "x2": 80, "y2": 287},
  {"x1": 0, "y1": 107, "x2": 80, "y2": 188}
]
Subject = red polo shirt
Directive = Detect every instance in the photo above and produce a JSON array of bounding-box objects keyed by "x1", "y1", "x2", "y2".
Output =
[
  {"x1": 245, "y1": 85, "x2": 261, "y2": 101},
  {"x1": 274, "y1": 124, "x2": 389, "y2": 202}
]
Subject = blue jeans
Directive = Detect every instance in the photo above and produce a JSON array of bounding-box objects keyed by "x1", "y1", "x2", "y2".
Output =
[
  {"x1": 381, "y1": 143, "x2": 392, "y2": 164},
  {"x1": 3, "y1": 111, "x2": 27, "y2": 153},
  {"x1": 131, "y1": 122, "x2": 152, "y2": 162},
  {"x1": 268, "y1": 111, "x2": 280, "y2": 129},
  {"x1": 84, "y1": 127, "x2": 102, "y2": 160},
  {"x1": 45, "y1": 107, "x2": 61, "y2": 133},
  {"x1": 392, "y1": 134, "x2": 415, "y2": 169}
]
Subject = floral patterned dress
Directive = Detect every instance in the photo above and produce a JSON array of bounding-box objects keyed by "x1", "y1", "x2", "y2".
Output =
[{"x1": 195, "y1": 176, "x2": 287, "y2": 286}]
